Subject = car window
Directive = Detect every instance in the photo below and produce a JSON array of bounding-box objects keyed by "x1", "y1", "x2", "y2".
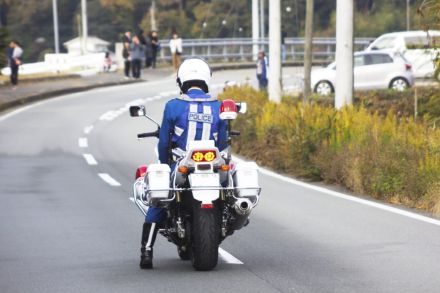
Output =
[
  {"x1": 405, "y1": 35, "x2": 440, "y2": 49},
  {"x1": 371, "y1": 37, "x2": 396, "y2": 50},
  {"x1": 365, "y1": 54, "x2": 393, "y2": 65},
  {"x1": 354, "y1": 56, "x2": 364, "y2": 67},
  {"x1": 405, "y1": 36, "x2": 428, "y2": 49}
]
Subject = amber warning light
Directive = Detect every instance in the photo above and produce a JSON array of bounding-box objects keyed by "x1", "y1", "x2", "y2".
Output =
[{"x1": 191, "y1": 150, "x2": 217, "y2": 162}]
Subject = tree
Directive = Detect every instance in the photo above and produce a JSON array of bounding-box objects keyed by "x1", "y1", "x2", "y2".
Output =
[
  {"x1": 418, "y1": 0, "x2": 440, "y2": 78},
  {"x1": 0, "y1": 26, "x2": 8, "y2": 69}
]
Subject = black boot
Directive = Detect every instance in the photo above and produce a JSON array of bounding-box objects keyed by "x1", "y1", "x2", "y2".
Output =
[{"x1": 140, "y1": 222, "x2": 158, "y2": 269}]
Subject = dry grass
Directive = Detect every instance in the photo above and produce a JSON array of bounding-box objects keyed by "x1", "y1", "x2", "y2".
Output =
[{"x1": 220, "y1": 86, "x2": 440, "y2": 215}]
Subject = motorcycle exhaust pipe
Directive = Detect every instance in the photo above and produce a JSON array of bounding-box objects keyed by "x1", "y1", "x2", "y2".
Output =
[
  {"x1": 234, "y1": 198, "x2": 253, "y2": 215},
  {"x1": 230, "y1": 198, "x2": 253, "y2": 231}
]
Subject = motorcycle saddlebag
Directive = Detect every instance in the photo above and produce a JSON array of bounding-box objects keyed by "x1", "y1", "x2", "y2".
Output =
[
  {"x1": 233, "y1": 162, "x2": 260, "y2": 197},
  {"x1": 145, "y1": 163, "x2": 171, "y2": 201}
]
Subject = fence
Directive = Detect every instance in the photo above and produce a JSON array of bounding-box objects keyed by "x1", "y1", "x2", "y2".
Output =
[{"x1": 156, "y1": 37, "x2": 374, "y2": 62}]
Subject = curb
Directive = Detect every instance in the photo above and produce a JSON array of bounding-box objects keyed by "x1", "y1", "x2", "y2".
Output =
[
  {"x1": 0, "y1": 79, "x2": 143, "y2": 113},
  {"x1": 0, "y1": 74, "x2": 81, "y2": 86}
]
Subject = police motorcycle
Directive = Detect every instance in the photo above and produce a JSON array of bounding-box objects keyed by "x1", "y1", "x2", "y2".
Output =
[{"x1": 129, "y1": 100, "x2": 261, "y2": 271}]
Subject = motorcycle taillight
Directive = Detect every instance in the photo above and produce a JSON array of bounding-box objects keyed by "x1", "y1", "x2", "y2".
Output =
[{"x1": 191, "y1": 150, "x2": 217, "y2": 162}]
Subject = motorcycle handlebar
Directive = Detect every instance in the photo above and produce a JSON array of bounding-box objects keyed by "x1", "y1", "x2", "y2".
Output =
[{"x1": 137, "y1": 131, "x2": 159, "y2": 139}]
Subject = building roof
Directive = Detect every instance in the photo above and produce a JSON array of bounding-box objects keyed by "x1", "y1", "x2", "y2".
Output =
[{"x1": 63, "y1": 36, "x2": 110, "y2": 47}]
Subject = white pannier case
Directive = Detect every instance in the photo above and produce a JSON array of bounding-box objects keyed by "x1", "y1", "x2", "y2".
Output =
[
  {"x1": 145, "y1": 164, "x2": 171, "y2": 202},
  {"x1": 233, "y1": 162, "x2": 260, "y2": 197}
]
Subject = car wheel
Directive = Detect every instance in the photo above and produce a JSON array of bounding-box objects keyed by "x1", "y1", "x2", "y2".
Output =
[
  {"x1": 315, "y1": 81, "x2": 334, "y2": 96},
  {"x1": 389, "y1": 77, "x2": 409, "y2": 91}
]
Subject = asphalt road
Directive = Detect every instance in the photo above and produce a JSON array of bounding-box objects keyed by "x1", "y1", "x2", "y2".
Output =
[{"x1": 1, "y1": 70, "x2": 440, "y2": 293}]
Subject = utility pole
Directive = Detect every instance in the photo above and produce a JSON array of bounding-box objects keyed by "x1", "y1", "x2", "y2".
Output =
[
  {"x1": 52, "y1": 0, "x2": 60, "y2": 54},
  {"x1": 268, "y1": 0, "x2": 282, "y2": 103},
  {"x1": 259, "y1": 0, "x2": 265, "y2": 39},
  {"x1": 81, "y1": 0, "x2": 88, "y2": 54},
  {"x1": 150, "y1": 0, "x2": 157, "y2": 31},
  {"x1": 406, "y1": 0, "x2": 410, "y2": 31},
  {"x1": 335, "y1": 0, "x2": 354, "y2": 109},
  {"x1": 303, "y1": 0, "x2": 314, "y2": 102},
  {"x1": 252, "y1": 0, "x2": 260, "y2": 61}
]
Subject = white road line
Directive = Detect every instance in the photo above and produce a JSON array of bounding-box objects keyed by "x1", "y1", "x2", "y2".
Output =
[
  {"x1": 129, "y1": 197, "x2": 135, "y2": 202},
  {"x1": 78, "y1": 137, "x2": 88, "y2": 148},
  {"x1": 218, "y1": 247, "x2": 243, "y2": 265},
  {"x1": 84, "y1": 125, "x2": 94, "y2": 134},
  {"x1": 98, "y1": 173, "x2": 121, "y2": 187},
  {"x1": 233, "y1": 156, "x2": 440, "y2": 227},
  {"x1": 0, "y1": 104, "x2": 35, "y2": 123},
  {"x1": 83, "y1": 154, "x2": 98, "y2": 165}
]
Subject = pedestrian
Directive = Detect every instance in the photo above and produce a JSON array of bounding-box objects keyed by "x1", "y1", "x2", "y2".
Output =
[
  {"x1": 281, "y1": 30, "x2": 287, "y2": 62},
  {"x1": 9, "y1": 40, "x2": 23, "y2": 89},
  {"x1": 137, "y1": 30, "x2": 149, "y2": 68},
  {"x1": 122, "y1": 30, "x2": 132, "y2": 78},
  {"x1": 130, "y1": 35, "x2": 145, "y2": 79},
  {"x1": 256, "y1": 51, "x2": 268, "y2": 90},
  {"x1": 145, "y1": 33, "x2": 153, "y2": 68},
  {"x1": 149, "y1": 31, "x2": 160, "y2": 69},
  {"x1": 169, "y1": 31, "x2": 182, "y2": 72},
  {"x1": 103, "y1": 51, "x2": 112, "y2": 72}
]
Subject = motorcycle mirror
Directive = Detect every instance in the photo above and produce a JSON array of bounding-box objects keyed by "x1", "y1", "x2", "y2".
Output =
[
  {"x1": 237, "y1": 102, "x2": 247, "y2": 114},
  {"x1": 129, "y1": 105, "x2": 146, "y2": 117}
]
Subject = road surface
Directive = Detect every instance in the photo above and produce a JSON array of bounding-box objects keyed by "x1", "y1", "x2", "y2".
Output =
[{"x1": 1, "y1": 70, "x2": 440, "y2": 293}]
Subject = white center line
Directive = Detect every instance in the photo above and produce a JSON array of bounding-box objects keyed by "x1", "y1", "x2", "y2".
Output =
[
  {"x1": 83, "y1": 154, "x2": 98, "y2": 165},
  {"x1": 98, "y1": 173, "x2": 121, "y2": 187},
  {"x1": 84, "y1": 125, "x2": 94, "y2": 134},
  {"x1": 78, "y1": 137, "x2": 88, "y2": 148},
  {"x1": 218, "y1": 247, "x2": 243, "y2": 265}
]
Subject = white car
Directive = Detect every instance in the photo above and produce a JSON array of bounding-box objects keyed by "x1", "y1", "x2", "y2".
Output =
[
  {"x1": 311, "y1": 51, "x2": 415, "y2": 96},
  {"x1": 365, "y1": 30, "x2": 440, "y2": 78}
]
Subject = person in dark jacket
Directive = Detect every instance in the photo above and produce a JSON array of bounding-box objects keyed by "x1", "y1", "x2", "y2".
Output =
[
  {"x1": 122, "y1": 30, "x2": 132, "y2": 78},
  {"x1": 146, "y1": 30, "x2": 160, "y2": 68},
  {"x1": 9, "y1": 40, "x2": 23, "y2": 89},
  {"x1": 130, "y1": 35, "x2": 145, "y2": 79}
]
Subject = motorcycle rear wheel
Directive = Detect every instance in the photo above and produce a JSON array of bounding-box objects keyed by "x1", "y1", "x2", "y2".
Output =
[{"x1": 191, "y1": 204, "x2": 220, "y2": 271}]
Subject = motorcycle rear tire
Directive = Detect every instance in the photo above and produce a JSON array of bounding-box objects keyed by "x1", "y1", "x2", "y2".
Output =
[{"x1": 191, "y1": 204, "x2": 220, "y2": 271}]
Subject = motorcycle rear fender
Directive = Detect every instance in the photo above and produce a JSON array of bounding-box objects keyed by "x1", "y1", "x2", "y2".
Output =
[{"x1": 189, "y1": 173, "x2": 220, "y2": 204}]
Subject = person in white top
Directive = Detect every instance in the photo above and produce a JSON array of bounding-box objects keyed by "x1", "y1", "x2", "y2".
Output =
[
  {"x1": 9, "y1": 40, "x2": 23, "y2": 89},
  {"x1": 169, "y1": 32, "x2": 182, "y2": 71}
]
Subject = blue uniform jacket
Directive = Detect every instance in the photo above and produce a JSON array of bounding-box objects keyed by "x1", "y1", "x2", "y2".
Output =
[{"x1": 158, "y1": 89, "x2": 228, "y2": 164}]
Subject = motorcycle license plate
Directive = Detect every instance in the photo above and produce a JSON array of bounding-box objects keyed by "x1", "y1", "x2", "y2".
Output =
[{"x1": 190, "y1": 173, "x2": 219, "y2": 187}]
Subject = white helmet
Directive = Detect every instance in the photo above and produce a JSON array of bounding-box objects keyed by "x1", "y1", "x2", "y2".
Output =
[{"x1": 176, "y1": 57, "x2": 212, "y2": 93}]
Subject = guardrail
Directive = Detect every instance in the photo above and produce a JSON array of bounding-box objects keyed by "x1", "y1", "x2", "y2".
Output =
[
  {"x1": 156, "y1": 37, "x2": 374, "y2": 62},
  {"x1": 2, "y1": 37, "x2": 375, "y2": 76},
  {"x1": 1, "y1": 53, "x2": 106, "y2": 76}
]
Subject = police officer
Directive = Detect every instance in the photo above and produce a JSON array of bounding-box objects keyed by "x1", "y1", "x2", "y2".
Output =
[{"x1": 139, "y1": 58, "x2": 228, "y2": 269}]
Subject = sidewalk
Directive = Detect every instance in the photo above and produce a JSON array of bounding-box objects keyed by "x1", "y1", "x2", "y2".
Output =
[{"x1": 0, "y1": 68, "x2": 174, "y2": 113}]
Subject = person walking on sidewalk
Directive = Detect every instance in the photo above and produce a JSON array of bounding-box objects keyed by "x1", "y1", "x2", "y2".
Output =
[
  {"x1": 130, "y1": 35, "x2": 145, "y2": 79},
  {"x1": 9, "y1": 40, "x2": 23, "y2": 89},
  {"x1": 256, "y1": 51, "x2": 268, "y2": 91},
  {"x1": 169, "y1": 31, "x2": 182, "y2": 72},
  {"x1": 122, "y1": 30, "x2": 132, "y2": 78}
]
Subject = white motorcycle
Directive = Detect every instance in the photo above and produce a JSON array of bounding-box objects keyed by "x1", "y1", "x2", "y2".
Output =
[{"x1": 129, "y1": 99, "x2": 261, "y2": 271}]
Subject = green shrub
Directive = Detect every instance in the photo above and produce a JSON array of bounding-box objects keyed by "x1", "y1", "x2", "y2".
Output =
[{"x1": 220, "y1": 86, "x2": 440, "y2": 215}]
